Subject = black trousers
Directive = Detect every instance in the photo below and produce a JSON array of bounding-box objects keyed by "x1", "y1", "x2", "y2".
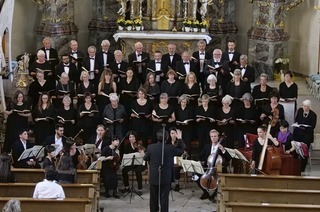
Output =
[
  {"x1": 122, "y1": 165, "x2": 145, "y2": 189},
  {"x1": 149, "y1": 183, "x2": 170, "y2": 212}
]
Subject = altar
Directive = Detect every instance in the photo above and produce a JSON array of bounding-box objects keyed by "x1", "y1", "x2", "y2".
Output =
[{"x1": 113, "y1": 31, "x2": 212, "y2": 58}]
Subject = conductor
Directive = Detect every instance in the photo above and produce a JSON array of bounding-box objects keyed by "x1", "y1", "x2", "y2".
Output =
[{"x1": 144, "y1": 128, "x2": 185, "y2": 212}]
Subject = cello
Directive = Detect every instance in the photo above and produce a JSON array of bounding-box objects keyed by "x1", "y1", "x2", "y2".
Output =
[{"x1": 257, "y1": 108, "x2": 282, "y2": 175}]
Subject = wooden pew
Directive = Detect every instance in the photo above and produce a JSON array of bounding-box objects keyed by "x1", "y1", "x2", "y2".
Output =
[
  {"x1": 0, "y1": 197, "x2": 92, "y2": 212},
  {"x1": 0, "y1": 183, "x2": 95, "y2": 199},
  {"x1": 225, "y1": 202, "x2": 320, "y2": 212},
  {"x1": 218, "y1": 174, "x2": 320, "y2": 212}
]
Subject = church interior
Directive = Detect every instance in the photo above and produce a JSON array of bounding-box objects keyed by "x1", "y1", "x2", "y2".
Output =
[{"x1": 1, "y1": 0, "x2": 320, "y2": 211}]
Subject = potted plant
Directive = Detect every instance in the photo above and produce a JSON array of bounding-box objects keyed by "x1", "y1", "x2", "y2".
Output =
[
  {"x1": 200, "y1": 20, "x2": 208, "y2": 32},
  {"x1": 116, "y1": 17, "x2": 125, "y2": 30},
  {"x1": 134, "y1": 18, "x2": 142, "y2": 31},
  {"x1": 125, "y1": 20, "x2": 133, "y2": 31},
  {"x1": 274, "y1": 57, "x2": 290, "y2": 81},
  {"x1": 192, "y1": 20, "x2": 200, "y2": 32},
  {"x1": 183, "y1": 20, "x2": 192, "y2": 32}
]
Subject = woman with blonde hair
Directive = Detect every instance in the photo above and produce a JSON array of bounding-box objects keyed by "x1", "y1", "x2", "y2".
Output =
[
  {"x1": 182, "y1": 72, "x2": 200, "y2": 109},
  {"x1": 77, "y1": 71, "x2": 95, "y2": 106}
]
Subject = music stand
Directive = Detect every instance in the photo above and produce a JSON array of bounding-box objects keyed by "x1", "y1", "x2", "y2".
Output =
[
  {"x1": 171, "y1": 157, "x2": 184, "y2": 199},
  {"x1": 180, "y1": 159, "x2": 204, "y2": 207},
  {"x1": 121, "y1": 152, "x2": 145, "y2": 203},
  {"x1": 18, "y1": 145, "x2": 45, "y2": 161}
]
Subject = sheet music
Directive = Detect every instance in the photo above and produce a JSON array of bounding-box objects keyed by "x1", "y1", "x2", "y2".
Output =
[
  {"x1": 87, "y1": 160, "x2": 98, "y2": 170},
  {"x1": 18, "y1": 145, "x2": 44, "y2": 161},
  {"x1": 121, "y1": 152, "x2": 145, "y2": 167},
  {"x1": 180, "y1": 159, "x2": 204, "y2": 175},
  {"x1": 224, "y1": 148, "x2": 249, "y2": 162}
]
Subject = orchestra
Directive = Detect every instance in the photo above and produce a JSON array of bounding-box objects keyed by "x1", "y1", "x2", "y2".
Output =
[{"x1": 2, "y1": 38, "x2": 317, "y2": 207}]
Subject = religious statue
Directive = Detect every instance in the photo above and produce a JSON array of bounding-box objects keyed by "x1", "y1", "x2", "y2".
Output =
[
  {"x1": 199, "y1": 0, "x2": 213, "y2": 19},
  {"x1": 117, "y1": 0, "x2": 128, "y2": 17}
]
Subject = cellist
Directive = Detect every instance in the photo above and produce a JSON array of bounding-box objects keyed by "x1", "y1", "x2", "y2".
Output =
[
  {"x1": 250, "y1": 126, "x2": 279, "y2": 171},
  {"x1": 99, "y1": 137, "x2": 120, "y2": 198},
  {"x1": 196, "y1": 129, "x2": 231, "y2": 201}
]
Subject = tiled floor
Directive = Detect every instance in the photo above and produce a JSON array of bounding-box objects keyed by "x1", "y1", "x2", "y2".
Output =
[{"x1": 100, "y1": 79, "x2": 320, "y2": 212}]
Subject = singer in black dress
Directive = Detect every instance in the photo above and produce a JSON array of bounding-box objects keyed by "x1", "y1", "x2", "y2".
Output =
[
  {"x1": 56, "y1": 96, "x2": 77, "y2": 137},
  {"x1": 195, "y1": 94, "x2": 216, "y2": 151},
  {"x1": 181, "y1": 72, "x2": 201, "y2": 110},
  {"x1": 216, "y1": 95, "x2": 236, "y2": 148},
  {"x1": 54, "y1": 73, "x2": 75, "y2": 108},
  {"x1": 203, "y1": 74, "x2": 221, "y2": 108},
  {"x1": 77, "y1": 71, "x2": 96, "y2": 106},
  {"x1": 4, "y1": 90, "x2": 31, "y2": 153},
  {"x1": 32, "y1": 93, "x2": 56, "y2": 145},
  {"x1": 143, "y1": 73, "x2": 160, "y2": 105},
  {"x1": 77, "y1": 92, "x2": 100, "y2": 143},
  {"x1": 160, "y1": 70, "x2": 181, "y2": 107},
  {"x1": 130, "y1": 88, "x2": 153, "y2": 147}
]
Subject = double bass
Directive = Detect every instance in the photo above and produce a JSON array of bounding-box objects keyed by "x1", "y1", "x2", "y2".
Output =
[{"x1": 257, "y1": 108, "x2": 282, "y2": 175}]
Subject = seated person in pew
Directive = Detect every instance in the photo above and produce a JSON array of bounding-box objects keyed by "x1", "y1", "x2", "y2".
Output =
[
  {"x1": 56, "y1": 154, "x2": 77, "y2": 184},
  {"x1": 33, "y1": 166, "x2": 65, "y2": 199},
  {"x1": 0, "y1": 153, "x2": 16, "y2": 183},
  {"x1": 2, "y1": 199, "x2": 21, "y2": 212},
  {"x1": 250, "y1": 126, "x2": 279, "y2": 171},
  {"x1": 196, "y1": 129, "x2": 231, "y2": 201},
  {"x1": 42, "y1": 145, "x2": 56, "y2": 169},
  {"x1": 11, "y1": 129, "x2": 40, "y2": 169}
]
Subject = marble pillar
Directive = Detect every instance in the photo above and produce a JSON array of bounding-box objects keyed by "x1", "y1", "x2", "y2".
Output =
[
  {"x1": 207, "y1": 0, "x2": 238, "y2": 52},
  {"x1": 248, "y1": 0, "x2": 290, "y2": 79},
  {"x1": 88, "y1": 0, "x2": 118, "y2": 48},
  {"x1": 35, "y1": 0, "x2": 78, "y2": 54}
]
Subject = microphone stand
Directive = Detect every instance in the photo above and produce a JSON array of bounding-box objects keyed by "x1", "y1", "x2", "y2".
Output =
[{"x1": 158, "y1": 124, "x2": 166, "y2": 211}]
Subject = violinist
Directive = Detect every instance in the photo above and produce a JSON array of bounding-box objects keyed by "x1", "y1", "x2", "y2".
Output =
[
  {"x1": 250, "y1": 126, "x2": 279, "y2": 171},
  {"x1": 42, "y1": 145, "x2": 56, "y2": 169},
  {"x1": 197, "y1": 129, "x2": 231, "y2": 201},
  {"x1": 260, "y1": 90, "x2": 285, "y2": 136},
  {"x1": 43, "y1": 124, "x2": 66, "y2": 158},
  {"x1": 88, "y1": 125, "x2": 109, "y2": 158},
  {"x1": 100, "y1": 137, "x2": 120, "y2": 198},
  {"x1": 120, "y1": 131, "x2": 146, "y2": 195}
]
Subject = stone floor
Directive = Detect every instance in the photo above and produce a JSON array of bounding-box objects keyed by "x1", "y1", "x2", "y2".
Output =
[{"x1": 99, "y1": 78, "x2": 320, "y2": 212}]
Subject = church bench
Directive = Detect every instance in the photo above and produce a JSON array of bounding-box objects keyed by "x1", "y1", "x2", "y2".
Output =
[
  {"x1": 0, "y1": 183, "x2": 95, "y2": 199},
  {"x1": 218, "y1": 174, "x2": 320, "y2": 190},
  {"x1": 224, "y1": 202, "x2": 320, "y2": 212},
  {"x1": 221, "y1": 187, "x2": 320, "y2": 205},
  {"x1": 0, "y1": 197, "x2": 92, "y2": 212}
]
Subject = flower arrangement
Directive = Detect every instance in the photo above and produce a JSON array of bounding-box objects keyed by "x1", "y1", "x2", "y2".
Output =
[
  {"x1": 274, "y1": 57, "x2": 290, "y2": 73},
  {"x1": 125, "y1": 20, "x2": 134, "y2": 26},
  {"x1": 116, "y1": 17, "x2": 125, "y2": 27},
  {"x1": 192, "y1": 20, "x2": 200, "y2": 28},
  {"x1": 183, "y1": 20, "x2": 192, "y2": 27},
  {"x1": 133, "y1": 18, "x2": 142, "y2": 26},
  {"x1": 199, "y1": 20, "x2": 208, "y2": 28}
]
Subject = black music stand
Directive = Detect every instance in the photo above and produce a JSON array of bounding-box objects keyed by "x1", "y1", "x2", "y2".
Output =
[
  {"x1": 180, "y1": 159, "x2": 204, "y2": 207},
  {"x1": 122, "y1": 153, "x2": 145, "y2": 203}
]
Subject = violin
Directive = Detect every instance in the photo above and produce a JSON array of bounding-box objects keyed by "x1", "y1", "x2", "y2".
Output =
[
  {"x1": 110, "y1": 148, "x2": 121, "y2": 171},
  {"x1": 270, "y1": 107, "x2": 279, "y2": 127},
  {"x1": 200, "y1": 140, "x2": 223, "y2": 191},
  {"x1": 133, "y1": 142, "x2": 146, "y2": 153}
]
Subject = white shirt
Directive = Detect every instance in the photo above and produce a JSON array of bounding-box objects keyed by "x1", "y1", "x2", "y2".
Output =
[
  {"x1": 155, "y1": 61, "x2": 161, "y2": 82},
  {"x1": 20, "y1": 140, "x2": 27, "y2": 150},
  {"x1": 199, "y1": 52, "x2": 205, "y2": 73},
  {"x1": 228, "y1": 51, "x2": 234, "y2": 61},
  {"x1": 54, "y1": 136, "x2": 63, "y2": 157},
  {"x1": 103, "y1": 51, "x2": 108, "y2": 66},
  {"x1": 33, "y1": 179, "x2": 65, "y2": 199},
  {"x1": 241, "y1": 66, "x2": 246, "y2": 77},
  {"x1": 184, "y1": 61, "x2": 190, "y2": 74},
  {"x1": 45, "y1": 49, "x2": 50, "y2": 60},
  {"x1": 211, "y1": 145, "x2": 218, "y2": 154},
  {"x1": 89, "y1": 57, "x2": 95, "y2": 79},
  {"x1": 63, "y1": 64, "x2": 70, "y2": 75},
  {"x1": 136, "y1": 52, "x2": 142, "y2": 73}
]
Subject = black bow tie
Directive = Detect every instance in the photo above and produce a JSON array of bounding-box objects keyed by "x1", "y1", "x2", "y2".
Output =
[
  {"x1": 200, "y1": 52, "x2": 205, "y2": 55},
  {"x1": 64, "y1": 64, "x2": 69, "y2": 67},
  {"x1": 228, "y1": 52, "x2": 234, "y2": 54},
  {"x1": 45, "y1": 49, "x2": 50, "y2": 51},
  {"x1": 90, "y1": 57, "x2": 95, "y2": 60},
  {"x1": 103, "y1": 52, "x2": 108, "y2": 54},
  {"x1": 170, "y1": 55, "x2": 174, "y2": 57},
  {"x1": 214, "y1": 62, "x2": 220, "y2": 65},
  {"x1": 184, "y1": 62, "x2": 189, "y2": 65},
  {"x1": 155, "y1": 61, "x2": 161, "y2": 64},
  {"x1": 137, "y1": 54, "x2": 142, "y2": 57},
  {"x1": 117, "y1": 62, "x2": 121, "y2": 65},
  {"x1": 71, "y1": 52, "x2": 77, "y2": 54},
  {"x1": 241, "y1": 66, "x2": 246, "y2": 69}
]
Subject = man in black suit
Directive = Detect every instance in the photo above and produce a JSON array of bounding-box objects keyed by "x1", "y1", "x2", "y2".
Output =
[
  {"x1": 175, "y1": 51, "x2": 197, "y2": 82},
  {"x1": 144, "y1": 129, "x2": 185, "y2": 212},
  {"x1": 197, "y1": 129, "x2": 231, "y2": 201},
  {"x1": 40, "y1": 37, "x2": 59, "y2": 70},
  {"x1": 55, "y1": 53, "x2": 78, "y2": 83},
  {"x1": 88, "y1": 125, "x2": 110, "y2": 157},
  {"x1": 204, "y1": 49, "x2": 230, "y2": 94},
  {"x1": 109, "y1": 50, "x2": 129, "y2": 84},
  {"x1": 43, "y1": 124, "x2": 66, "y2": 157},
  {"x1": 69, "y1": 40, "x2": 85, "y2": 84},
  {"x1": 192, "y1": 40, "x2": 211, "y2": 89},
  {"x1": 96, "y1": 39, "x2": 115, "y2": 69},
  {"x1": 83, "y1": 46, "x2": 103, "y2": 90},
  {"x1": 237, "y1": 54, "x2": 255, "y2": 88},
  {"x1": 221, "y1": 39, "x2": 241, "y2": 73},
  {"x1": 128, "y1": 42, "x2": 150, "y2": 84},
  {"x1": 162, "y1": 44, "x2": 181, "y2": 71},
  {"x1": 147, "y1": 51, "x2": 168, "y2": 85},
  {"x1": 12, "y1": 129, "x2": 40, "y2": 168}
]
